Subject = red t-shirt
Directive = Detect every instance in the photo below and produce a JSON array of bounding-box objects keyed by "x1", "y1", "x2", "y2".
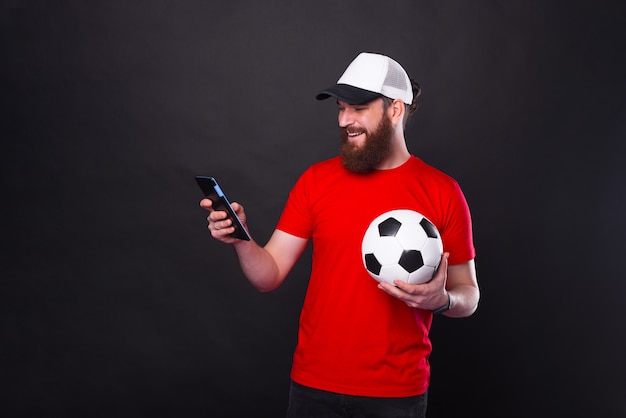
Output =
[{"x1": 277, "y1": 155, "x2": 475, "y2": 397}]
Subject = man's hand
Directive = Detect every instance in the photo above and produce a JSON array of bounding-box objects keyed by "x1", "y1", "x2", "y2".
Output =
[
  {"x1": 377, "y1": 252, "x2": 450, "y2": 310},
  {"x1": 200, "y1": 198, "x2": 248, "y2": 244}
]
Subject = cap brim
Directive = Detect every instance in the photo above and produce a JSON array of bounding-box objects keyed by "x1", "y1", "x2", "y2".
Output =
[{"x1": 316, "y1": 84, "x2": 382, "y2": 105}]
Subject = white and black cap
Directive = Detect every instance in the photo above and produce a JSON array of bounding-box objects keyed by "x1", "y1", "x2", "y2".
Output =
[{"x1": 316, "y1": 52, "x2": 413, "y2": 105}]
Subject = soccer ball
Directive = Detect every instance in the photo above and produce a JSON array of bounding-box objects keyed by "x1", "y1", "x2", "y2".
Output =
[{"x1": 361, "y1": 209, "x2": 443, "y2": 285}]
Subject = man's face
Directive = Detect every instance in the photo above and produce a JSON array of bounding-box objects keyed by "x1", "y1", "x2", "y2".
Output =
[{"x1": 338, "y1": 99, "x2": 393, "y2": 173}]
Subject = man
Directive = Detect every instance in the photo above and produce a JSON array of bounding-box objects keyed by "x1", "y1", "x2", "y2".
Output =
[{"x1": 201, "y1": 52, "x2": 479, "y2": 418}]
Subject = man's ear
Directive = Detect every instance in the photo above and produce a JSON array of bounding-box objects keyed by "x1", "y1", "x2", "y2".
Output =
[{"x1": 389, "y1": 99, "x2": 405, "y2": 125}]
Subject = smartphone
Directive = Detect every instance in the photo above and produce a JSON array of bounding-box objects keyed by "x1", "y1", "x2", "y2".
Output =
[{"x1": 195, "y1": 175, "x2": 251, "y2": 241}]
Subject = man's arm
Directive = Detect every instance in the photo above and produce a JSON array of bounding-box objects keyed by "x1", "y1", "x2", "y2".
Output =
[
  {"x1": 377, "y1": 254, "x2": 480, "y2": 317},
  {"x1": 438, "y1": 259, "x2": 479, "y2": 317},
  {"x1": 232, "y1": 230, "x2": 308, "y2": 292},
  {"x1": 201, "y1": 198, "x2": 308, "y2": 292}
]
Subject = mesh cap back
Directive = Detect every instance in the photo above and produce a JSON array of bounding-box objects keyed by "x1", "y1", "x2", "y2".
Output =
[{"x1": 382, "y1": 59, "x2": 411, "y2": 101}]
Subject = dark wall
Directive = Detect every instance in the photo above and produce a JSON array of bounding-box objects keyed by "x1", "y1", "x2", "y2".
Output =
[{"x1": 2, "y1": 1, "x2": 625, "y2": 417}]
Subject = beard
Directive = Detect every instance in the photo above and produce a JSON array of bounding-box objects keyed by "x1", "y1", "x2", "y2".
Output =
[{"x1": 340, "y1": 114, "x2": 394, "y2": 174}]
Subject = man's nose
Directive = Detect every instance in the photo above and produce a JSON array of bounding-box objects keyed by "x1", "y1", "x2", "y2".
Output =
[{"x1": 338, "y1": 110, "x2": 354, "y2": 128}]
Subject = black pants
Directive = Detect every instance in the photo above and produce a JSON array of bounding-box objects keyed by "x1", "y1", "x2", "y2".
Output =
[{"x1": 286, "y1": 381, "x2": 428, "y2": 418}]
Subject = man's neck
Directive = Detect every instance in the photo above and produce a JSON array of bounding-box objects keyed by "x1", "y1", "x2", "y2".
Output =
[{"x1": 376, "y1": 136, "x2": 411, "y2": 170}]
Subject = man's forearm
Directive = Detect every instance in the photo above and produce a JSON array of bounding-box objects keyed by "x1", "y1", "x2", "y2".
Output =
[
  {"x1": 444, "y1": 284, "x2": 480, "y2": 318},
  {"x1": 233, "y1": 240, "x2": 283, "y2": 292}
]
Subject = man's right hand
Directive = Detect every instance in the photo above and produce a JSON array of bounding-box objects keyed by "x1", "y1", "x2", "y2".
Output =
[{"x1": 200, "y1": 198, "x2": 249, "y2": 244}]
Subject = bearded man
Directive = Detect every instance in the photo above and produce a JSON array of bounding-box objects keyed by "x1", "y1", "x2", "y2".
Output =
[{"x1": 201, "y1": 52, "x2": 480, "y2": 418}]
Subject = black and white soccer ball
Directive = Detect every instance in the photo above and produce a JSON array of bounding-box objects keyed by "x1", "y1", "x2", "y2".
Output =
[{"x1": 361, "y1": 209, "x2": 443, "y2": 285}]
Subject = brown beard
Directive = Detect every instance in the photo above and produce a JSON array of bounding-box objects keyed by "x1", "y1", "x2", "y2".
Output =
[{"x1": 340, "y1": 114, "x2": 393, "y2": 173}]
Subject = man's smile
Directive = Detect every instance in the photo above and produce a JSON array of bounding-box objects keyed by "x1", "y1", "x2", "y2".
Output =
[{"x1": 346, "y1": 129, "x2": 366, "y2": 140}]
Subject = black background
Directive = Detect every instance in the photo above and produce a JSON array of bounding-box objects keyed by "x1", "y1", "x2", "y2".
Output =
[{"x1": 2, "y1": 1, "x2": 625, "y2": 417}]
